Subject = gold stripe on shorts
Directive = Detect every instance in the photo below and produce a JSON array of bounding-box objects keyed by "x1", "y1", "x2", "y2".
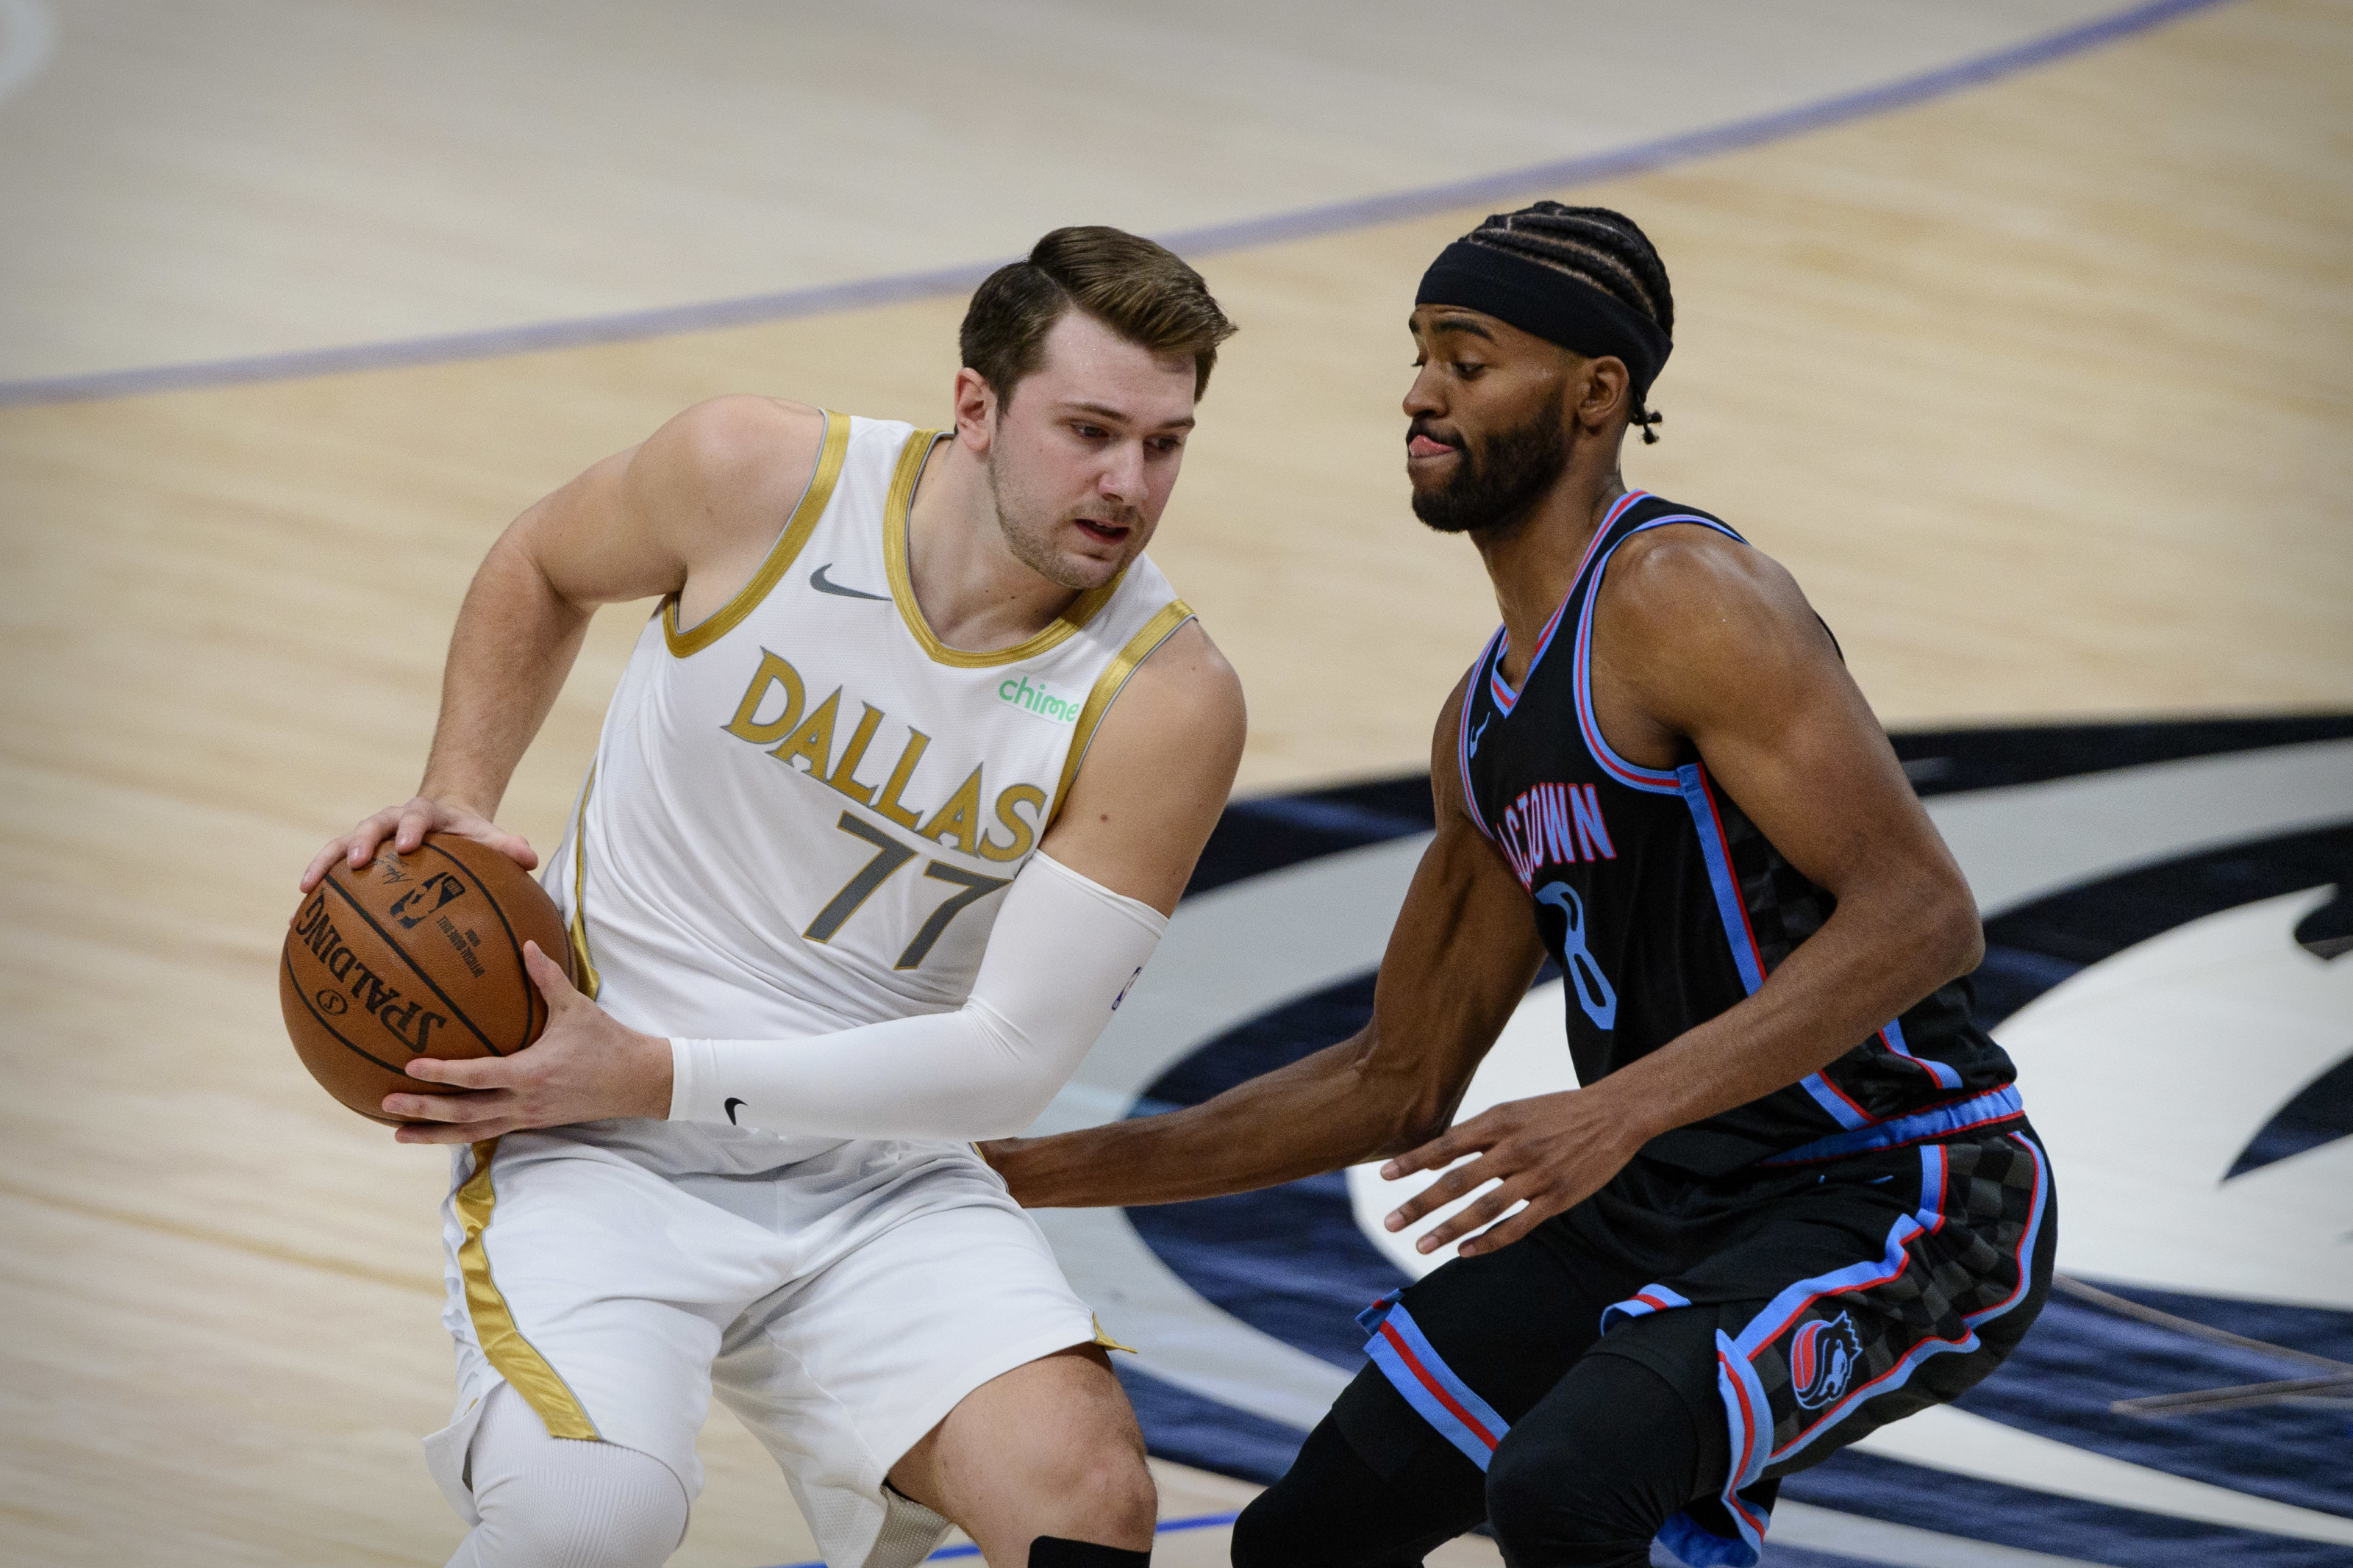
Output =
[{"x1": 454, "y1": 1139, "x2": 599, "y2": 1440}]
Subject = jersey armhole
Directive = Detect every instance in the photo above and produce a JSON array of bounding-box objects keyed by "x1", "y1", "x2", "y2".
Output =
[
  {"x1": 662, "y1": 409, "x2": 851, "y2": 657},
  {"x1": 1457, "y1": 634, "x2": 1502, "y2": 841},
  {"x1": 1046, "y1": 600, "x2": 1197, "y2": 826},
  {"x1": 1572, "y1": 515, "x2": 1743, "y2": 796}
]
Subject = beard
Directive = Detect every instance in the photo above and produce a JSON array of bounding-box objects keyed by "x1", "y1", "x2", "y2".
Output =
[
  {"x1": 1410, "y1": 393, "x2": 1570, "y2": 535},
  {"x1": 983, "y1": 445, "x2": 1137, "y2": 590}
]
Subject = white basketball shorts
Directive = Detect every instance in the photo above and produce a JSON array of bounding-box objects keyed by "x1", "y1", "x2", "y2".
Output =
[{"x1": 421, "y1": 1127, "x2": 1106, "y2": 1568}]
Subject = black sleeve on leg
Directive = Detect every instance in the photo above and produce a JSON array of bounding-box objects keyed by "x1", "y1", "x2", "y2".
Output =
[
  {"x1": 1485, "y1": 1345, "x2": 1729, "y2": 1568},
  {"x1": 1029, "y1": 1537, "x2": 1150, "y2": 1567},
  {"x1": 1233, "y1": 1408, "x2": 1490, "y2": 1568}
]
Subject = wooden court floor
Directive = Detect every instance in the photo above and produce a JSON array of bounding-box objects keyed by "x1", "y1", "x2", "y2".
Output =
[{"x1": 1, "y1": 2, "x2": 2348, "y2": 1563}]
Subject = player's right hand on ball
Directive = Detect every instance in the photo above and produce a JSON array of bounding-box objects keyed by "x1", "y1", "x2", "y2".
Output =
[{"x1": 299, "y1": 795, "x2": 538, "y2": 892}]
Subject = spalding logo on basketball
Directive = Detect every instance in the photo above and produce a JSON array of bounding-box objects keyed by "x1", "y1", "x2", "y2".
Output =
[
  {"x1": 1789, "y1": 1311, "x2": 1864, "y2": 1409},
  {"x1": 280, "y1": 834, "x2": 574, "y2": 1124}
]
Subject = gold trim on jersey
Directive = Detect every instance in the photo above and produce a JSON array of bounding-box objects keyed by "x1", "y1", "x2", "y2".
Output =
[
  {"x1": 567, "y1": 769, "x2": 602, "y2": 1000},
  {"x1": 663, "y1": 409, "x2": 851, "y2": 657},
  {"x1": 1049, "y1": 598, "x2": 1196, "y2": 824},
  {"x1": 454, "y1": 1139, "x2": 600, "y2": 1440},
  {"x1": 882, "y1": 430, "x2": 1126, "y2": 669}
]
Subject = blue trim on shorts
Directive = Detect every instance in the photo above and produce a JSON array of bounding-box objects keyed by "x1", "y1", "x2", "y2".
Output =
[
  {"x1": 1360, "y1": 1297, "x2": 1512, "y2": 1472},
  {"x1": 1759, "y1": 1084, "x2": 2024, "y2": 1166}
]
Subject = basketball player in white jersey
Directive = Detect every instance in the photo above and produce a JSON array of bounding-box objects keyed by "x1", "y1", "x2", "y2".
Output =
[{"x1": 299, "y1": 228, "x2": 1245, "y2": 1568}]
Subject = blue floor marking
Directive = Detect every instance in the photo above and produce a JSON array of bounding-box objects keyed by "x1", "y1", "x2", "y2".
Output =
[
  {"x1": 765, "y1": 1509, "x2": 1240, "y2": 1568},
  {"x1": 0, "y1": 0, "x2": 2230, "y2": 409}
]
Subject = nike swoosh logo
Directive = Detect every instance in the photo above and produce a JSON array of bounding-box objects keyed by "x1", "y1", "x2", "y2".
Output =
[
  {"x1": 724, "y1": 1097, "x2": 746, "y2": 1125},
  {"x1": 809, "y1": 564, "x2": 888, "y2": 601}
]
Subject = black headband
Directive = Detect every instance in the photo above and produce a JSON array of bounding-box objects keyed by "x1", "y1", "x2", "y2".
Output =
[{"x1": 1416, "y1": 240, "x2": 1672, "y2": 404}]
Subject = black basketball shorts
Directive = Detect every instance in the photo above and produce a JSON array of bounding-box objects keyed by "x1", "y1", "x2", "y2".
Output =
[{"x1": 1337, "y1": 1125, "x2": 2056, "y2": 1567}]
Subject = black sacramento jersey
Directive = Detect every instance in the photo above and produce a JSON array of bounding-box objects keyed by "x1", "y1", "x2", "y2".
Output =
[{"x1": 1457, "y1": 491, "x2": 2023, "y2": 1175}]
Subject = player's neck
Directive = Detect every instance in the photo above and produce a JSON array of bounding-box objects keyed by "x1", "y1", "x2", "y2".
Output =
[
  {"x1": 903, "y1": 441, "x2": 1086, "y2": 653},
  {"x1": 1475, "y1": 454, "x2": 1627, "y2": 684}
]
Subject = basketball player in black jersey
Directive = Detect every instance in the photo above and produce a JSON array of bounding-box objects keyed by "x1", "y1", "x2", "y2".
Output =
[{"x1": 985, "y1": 204, "x2": 2054, "y2": 1567}]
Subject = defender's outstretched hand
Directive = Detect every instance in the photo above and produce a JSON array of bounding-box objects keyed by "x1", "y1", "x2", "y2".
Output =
[
  {"x1": 385, "y1": 942, "x2": 673, "y2": 1142},
  {"x1": 1379, "y1": 1089, "x2": 1649, "y2": 1259},
  {"x1": 299, "y1": 793, "x2": 537, "y2": 892}
]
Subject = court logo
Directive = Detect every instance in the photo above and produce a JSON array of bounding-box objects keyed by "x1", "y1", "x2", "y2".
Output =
[{"x1": 1790, "y1": 1311, "x2": 1865, "y2": 1409}]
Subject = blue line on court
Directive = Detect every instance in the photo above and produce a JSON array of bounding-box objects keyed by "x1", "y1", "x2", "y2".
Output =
[
  {"x1": 0, "y1": 0, "x2": 2230, "y2": 409},
  {"x1": 764, "y1": 1510, "x2": 1242, "y2": 1568}
]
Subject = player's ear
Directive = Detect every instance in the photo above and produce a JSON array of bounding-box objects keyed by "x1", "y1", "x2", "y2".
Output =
[
  {"x1": 952, "y1": 368, "x2": 998, "y2": 451},
  {"x1": 1574, "y1": 354, "x2": 1630, "y2": 434}
]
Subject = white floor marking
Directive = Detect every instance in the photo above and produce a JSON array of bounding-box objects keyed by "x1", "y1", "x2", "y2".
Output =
[
  {"x1": 1922, "y1": 738, "x2": 2353, "y2": 918},
  {"x1": 1852, "y1": 1403, "x2": 2353, "y2": 1544},
  {"x1": 1769, "y1": 1500, "x2": 2105, "y2": 1567},
  {"x1": 1997, "y1": 887, "x2": 2352, "y2": 1307}
]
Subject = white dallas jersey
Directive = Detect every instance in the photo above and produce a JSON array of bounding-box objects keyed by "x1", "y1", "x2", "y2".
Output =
[{"x1": 541, "y1": 412, "x2": 1190, "y2": 1167}]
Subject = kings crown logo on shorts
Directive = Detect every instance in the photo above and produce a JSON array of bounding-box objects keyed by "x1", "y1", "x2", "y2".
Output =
[{"x1": 1790, "y1": 1311, "x2": 1865, "y2": 1409}]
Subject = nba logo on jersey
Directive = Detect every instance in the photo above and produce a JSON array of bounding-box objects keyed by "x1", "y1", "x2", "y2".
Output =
[{"x1": 1789, "y1": 1311, "x2": 1865, "y2": 1409}]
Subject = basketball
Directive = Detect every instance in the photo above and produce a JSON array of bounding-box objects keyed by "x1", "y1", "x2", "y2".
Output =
[{"x1": 280, "y1": 834, "x2": 574, "y2": 1123}]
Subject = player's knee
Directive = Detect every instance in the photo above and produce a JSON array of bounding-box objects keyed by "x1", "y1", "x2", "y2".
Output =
[
  {"x1": 1485, "y1": 1439, "x2": 1638, "y2": 1563},
  {"x1": 1230, "y1": 1480, "x2": 1316, "y2": 1568},
  {"x1": 468, "y1": 1442, "x2": 687, "y2": 1568},
  {"x1": 1077, "y1": 1446, "x2": 1159, "y2": 1541},
  {"x1": 1028, "y1": 1433, "x2": 1156, "y2": 1542}
]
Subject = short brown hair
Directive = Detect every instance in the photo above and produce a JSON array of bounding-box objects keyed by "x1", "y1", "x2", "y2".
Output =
[{"x1": 960, "y1": 226, "x2": 1237, "y2": 406}]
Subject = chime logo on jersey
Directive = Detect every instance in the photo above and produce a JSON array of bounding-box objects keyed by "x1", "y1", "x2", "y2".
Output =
[
  {"x1": 721, "y1": 650, "x2": 1051, "y2": 863},
  {"x1": 1790, "y1": 1311, "x2": 1865, "y2": 1408},
  {"x1": 998, "y1": 675, "x2": 1082, "y2": 725}
]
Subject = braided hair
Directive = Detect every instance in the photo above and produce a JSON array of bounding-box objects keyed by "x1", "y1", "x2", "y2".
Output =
[{"x1": 1465, "y1": 203, "x2": 1674, "y2": 443}]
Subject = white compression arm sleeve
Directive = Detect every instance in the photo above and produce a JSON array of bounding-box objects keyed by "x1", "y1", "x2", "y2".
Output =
[{"x1": 667, "y1": 852, "x2": 1166, "y2": 1141}]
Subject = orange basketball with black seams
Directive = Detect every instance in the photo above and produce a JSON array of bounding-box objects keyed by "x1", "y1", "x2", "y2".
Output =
[{"x1": 281, "y1": 834, "x2": 575, "y2": 1124}]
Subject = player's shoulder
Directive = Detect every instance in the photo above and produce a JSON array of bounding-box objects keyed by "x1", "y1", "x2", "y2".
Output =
[
  {"x1": 1604, "y1": 498, "x2": 1808, "y2": 640},
  {"x1": 635, "y1": 395, "x2": 828, "y2": 500},
  {"x1": 1120, "y1": 615, "x2": 1245, "y2": 745},
  {"x1": 1427, "y1": 664, "x2": 1478, "y2": 817}
]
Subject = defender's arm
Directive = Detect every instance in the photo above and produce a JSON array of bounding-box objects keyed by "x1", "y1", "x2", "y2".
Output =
[
  {"x1": 979, "y1": 678, "x2": 1546, "y2": 1209},
  {"x1": 1572, "y1": 530, "x2": 1982, "y2": 1131},
  {"x1": 299, "y1": 396, "x2": 826, "y2": 888},
  {"x1": 1382, "y1": 531, "x2": 1982, "y2": 1256}
]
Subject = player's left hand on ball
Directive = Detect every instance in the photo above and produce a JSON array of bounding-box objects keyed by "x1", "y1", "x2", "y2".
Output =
[
  {"x1": 1379, "y1": 1090, "x2": 1646, "y2": 1259},
  {"x1": 385, "y1": 942, "x2": 674, "y2": 1142}
]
